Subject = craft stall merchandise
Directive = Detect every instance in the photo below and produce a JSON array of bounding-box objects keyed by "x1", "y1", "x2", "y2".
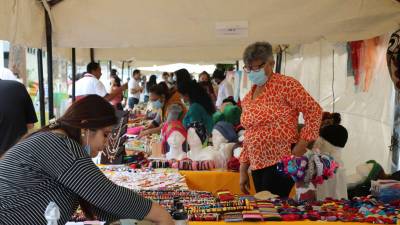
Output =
[
  {"x1": 69, "y1": 162, "x2": 400, "y2": 224},
  {"x1": 108, "y1": 108, "x2": 243, "y2": 171},
  {"x1": 99, "y1": 166, "x2": 188, "y2": 190},
  {"x1": 72, "y1": 106, "x2": 400, "y2": 225}
]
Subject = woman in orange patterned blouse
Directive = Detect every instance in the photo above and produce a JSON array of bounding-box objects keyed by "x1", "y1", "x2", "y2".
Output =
[{"x1": 239, "y1": 42, "x2": 322, "y2": 197}]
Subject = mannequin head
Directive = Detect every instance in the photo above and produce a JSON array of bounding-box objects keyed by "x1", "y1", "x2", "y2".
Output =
[
  {"x1": 187, "y1": 128, "x2": 203, "y2": 149},
  {"x1": 187, "y1": 122, "x2": 208, "y2": 149},
  {"x1": 212, "y1": 129, "x2": 228, "y2": 149},
  {"x1": 161, "y1": 120, "x2": 187, "y2": 156},
  {"x1": 165, "y1": 131, "x2": 187, "y2": 160},
  {"x1": 212, "y1": 121, "x2": 238, "y2": 148}
]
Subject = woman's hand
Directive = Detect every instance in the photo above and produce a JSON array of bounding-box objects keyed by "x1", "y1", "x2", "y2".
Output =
[
  {"x1": 239, "y1": 163, "x2": 250, "y2": 194},
  {"x1": 138, "y1": 130, "x2": 150, "y2": 138},
  {"x1": 145, "y1": 203, "x2": 174, "y2": 225},
  {"x1": 292, "y1": 139, "x2": 309, "y2": 156}
]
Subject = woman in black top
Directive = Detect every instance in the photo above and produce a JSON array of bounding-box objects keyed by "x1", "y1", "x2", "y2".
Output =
[{"x1": 0, "y1": 95, "x2": 173, "y2": 225}]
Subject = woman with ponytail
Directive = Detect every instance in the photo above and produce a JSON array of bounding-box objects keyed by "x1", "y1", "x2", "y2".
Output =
[
  {"x1": 0, "y1": 95, "x2": 173, "y2": 225},
  {"x1": 175, "y1": 69, "x2": 216, "y2": 134}
]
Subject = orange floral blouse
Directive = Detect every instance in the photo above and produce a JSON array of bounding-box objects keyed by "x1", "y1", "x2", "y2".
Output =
[{"x1": 240, "y1": 74, "x2": 322, "y2": 170}]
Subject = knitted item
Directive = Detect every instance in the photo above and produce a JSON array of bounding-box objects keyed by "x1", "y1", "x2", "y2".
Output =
[
  {"x1": 278, "y1": 152, "x2": 338, "y2": 186},
  {"x1": 212, "y1": 111, "x2": 224, "y2": 124},
  {"x1": 161, "y1": 120, "x2": 187, "y2": 154},
  {"x1": 213, "y1": 121, "x2": 239, "y2": 143},
  {"x1": 223, "y1": 104, "x2": 242, "y2": 126},
  {"x1": 187, "y1": 121, "x2": 208, "y2": 145},
  {"x1": 320, "y1": 124, "x2": 348, "y2": 148},
  {"x1": 227, "y1": 157, "x2": 240, "y2": 171}
]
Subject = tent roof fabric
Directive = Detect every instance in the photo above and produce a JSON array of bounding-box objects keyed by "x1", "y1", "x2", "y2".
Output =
[{"x1": 1, "y1": 0, "x2": 400, "y2": 62}]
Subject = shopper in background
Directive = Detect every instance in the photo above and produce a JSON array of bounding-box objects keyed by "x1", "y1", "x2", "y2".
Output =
[
  {"x1": 239, "y1": 42, "x2": 322, "y2": 197},
  {"x1": 147, "y1": 75, "x2": 158, "y2": 91},
  {"x1": 0, "y1": 95, "x2": 174, "y2": 225},
  {"x1": 176, "y1": 69, "x2": 216, "y2": 134},
  {"x1": 128, "y1": 69, "x2": 143, "y2": 109},
  {"x1": 110, "y1": 73, "x2": 123, "y2": 110},
  {"x1": 75, "y1": 62, "x2": 127, "y2": 101},
  {"x1": 199, "y1": 81, "x2": 217, "y2": 104},
  {"x1": 212, "y1": 68, "x2": 234, "y2": 109},
  {"x1": 0, "y1": 79, "x2": 37, "y2": 157},
  {"x1": 162, "y1": 72, "x2": 174, "y2": 89},
  {"x1": 140, "y1": 82, "x2": 187, "y2": 137},
  {"x1": 199, "y1": 71, "x2": 211, "y2": 82}
]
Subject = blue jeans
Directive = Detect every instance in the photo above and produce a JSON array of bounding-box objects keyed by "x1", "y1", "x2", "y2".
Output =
[{"x1": 128, "y1": 97, "x2": 139, "y2": 109}]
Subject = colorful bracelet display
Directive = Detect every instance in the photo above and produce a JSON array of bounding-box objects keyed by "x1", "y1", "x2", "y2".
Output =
[
  {"x1": 137, "y1": 191, "x2": 400, "y2": 223},
  {"x1": 150, "y1": 158, "x2": 216, "y2": 171}
]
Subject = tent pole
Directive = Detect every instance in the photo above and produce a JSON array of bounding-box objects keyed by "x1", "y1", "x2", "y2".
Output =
[
  {"x1": 121, "y1": 61, "x2": 125, "y2": 81},
  {"x1": 90, "y1": 48, "x2": 95, "y2": 62},
  {"x1": 37, "y1": 49, "x2": 46, "y2": 127},
  {"x1": 45, "y1": 10, "x2": 54, "y2": 120},
  {"x1": 127, "y1": 65, "x2": 131, "y2": 81},
  {"x1": 275, "y1": 46, "x2": 282, "y2": 73},
  {"x1": 71, "y1": 48, "x2": 76, "y2": 102}
]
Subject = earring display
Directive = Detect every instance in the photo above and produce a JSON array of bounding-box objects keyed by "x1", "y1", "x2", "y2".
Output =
[{"x1": 101, "y1": 111, "x2": 129, "y2": 164}]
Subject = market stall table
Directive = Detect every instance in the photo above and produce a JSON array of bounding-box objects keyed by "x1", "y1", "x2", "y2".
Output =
[{"x1": 180, "y1": 170, "x2": 256, "y2": 195}]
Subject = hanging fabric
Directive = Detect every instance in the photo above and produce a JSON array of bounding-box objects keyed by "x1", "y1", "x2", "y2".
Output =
[
  {"x1": 349, "y1": 41, "x2": 363, "y2": 87},
  {"x1": 363, "y1": 37, "x2": 380, "y2": 92}
]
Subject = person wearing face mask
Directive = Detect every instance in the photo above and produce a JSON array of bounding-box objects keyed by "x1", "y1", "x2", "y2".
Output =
[
  {"x1": 139, "y1": 82, "x2": 187, "y2": 137},
  {"x1": 0, "y1": 95, "x2": 174, "y2": 225},
  {"x1": 212, "y1": 68, "x2": 234, "y2": 109},
  {"x1": 239, "y1": 42, "x2": 322, "y2": 197}
]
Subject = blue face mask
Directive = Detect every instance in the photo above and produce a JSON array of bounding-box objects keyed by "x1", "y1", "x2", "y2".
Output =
[
  {"x1": 152, "y1": 100, "x2": 164, "y2": 109},
  {"x1": 248, "y1": 70, "x2": 268, "y2": 86},
  {"x1": 84, "y1": 145, "x2": 91, "y2": 156}
]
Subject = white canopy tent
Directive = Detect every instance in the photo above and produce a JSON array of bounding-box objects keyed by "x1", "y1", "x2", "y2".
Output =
[{"x1": 1, "y1": 0, "x2": 400, "y2": 62}]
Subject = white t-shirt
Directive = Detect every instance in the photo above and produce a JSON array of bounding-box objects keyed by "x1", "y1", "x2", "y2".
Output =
[
  {"x1": 75, "y1": 73, "x2": 107, "y2": 97},
  {"x1": 128, "y1": 78, "x2": 141, "y2": 99},
  {"x1": 216, "y1": 79, "x2": 234, "y2": 108},
  {"x1": 0, "y1": 67, "x2": 17, "y2": 81}
]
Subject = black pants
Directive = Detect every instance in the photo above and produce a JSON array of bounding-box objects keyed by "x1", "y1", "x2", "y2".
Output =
[
  {"x1": 251, "y1": 164, "x2": 294, "y2": 197},
  {"x1": 128, "y1": 97, "x2": 139, "y2": 109}
]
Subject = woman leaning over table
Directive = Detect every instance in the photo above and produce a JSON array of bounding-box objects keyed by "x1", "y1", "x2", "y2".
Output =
[
  {"x1": 0, "y1": 95, "x2": 173, "y2": 225},
  {"x1": 239, "y1": 42, "x2": 322, "y2": 197}
]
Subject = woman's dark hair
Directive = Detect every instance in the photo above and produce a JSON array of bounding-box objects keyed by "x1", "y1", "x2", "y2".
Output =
[
  {"x1": 199, "y1": 71, "x2": 211, "y2": 81},
  {"x1": 331, "y1": 113, "x2": 341, "y2": 125},
  {"x1": 28, "y1": 95, "x2": 117, "y2": 145},
  {"x1": 149, "y1": 82, "x2": 170, "y2": 99},
  {"x1": 175, "y1": 69, "x2": 193, "y2": 96},
  {"x1": 111, "y1": 69, "x2": 118, "y2": 76},
  {"x1": 110, "y1": 74, "x2": 121, "y2": 87},
  {"x1": 147, "y1": 75, "x2": 158, "y2": 92},
  {"x1": 199, "y1": 81, "x2": 215, "y2": 97},
  {"x1": 222, "y1": 96, "x2": 237, "y2": 105},
  {"x1": 177, "y1": 77, "x2": 216, "y2": 115},
  {"x1": 321, "y1": 112, "x2": 342, "y2": 127}
]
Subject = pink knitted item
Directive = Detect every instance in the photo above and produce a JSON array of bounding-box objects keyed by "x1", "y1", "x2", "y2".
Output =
[{"x1": 127, "y1": 126, "x2": 145, "y2": 135}]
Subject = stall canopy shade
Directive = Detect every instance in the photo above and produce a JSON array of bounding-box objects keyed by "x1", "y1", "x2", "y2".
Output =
[{"x1": 1, "y1": 0, "x2": 400, "y2": 62}]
